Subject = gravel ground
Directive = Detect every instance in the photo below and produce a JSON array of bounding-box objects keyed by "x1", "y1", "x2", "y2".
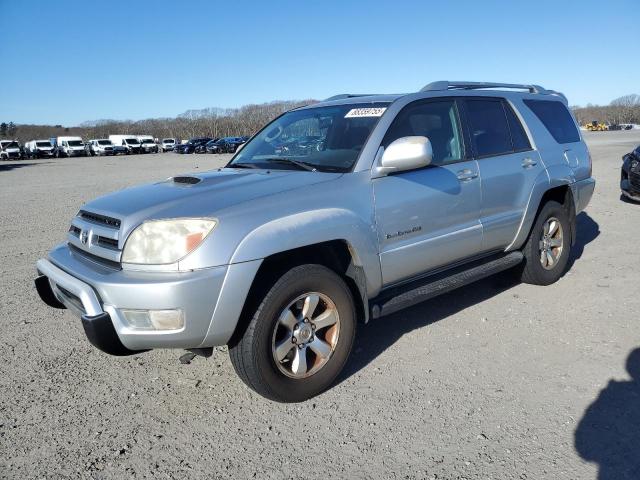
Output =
[{"x1": 1, "y1": 133, "x2": 640, "y2": 479}]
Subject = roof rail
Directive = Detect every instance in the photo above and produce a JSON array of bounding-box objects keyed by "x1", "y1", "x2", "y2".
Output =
[
  {"x1": 323, "y1": 94, "x2": 375, "y2": 101},
  {"x1": 420, "y1": 81, "x2": 548, "y2": 94}
]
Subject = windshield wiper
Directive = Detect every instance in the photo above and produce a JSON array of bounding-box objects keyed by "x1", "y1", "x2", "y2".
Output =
[
  {"x1": 263, "y1": 157, "x2": 317, "y2": 172},
  {"x1": 230, "y1": 162, "x2": 260, "y2": 169}
]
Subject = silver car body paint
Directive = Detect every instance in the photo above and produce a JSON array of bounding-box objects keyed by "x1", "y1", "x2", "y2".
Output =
[{"x1": 37, "y1": 84, "x2": 596, "y2": 350}]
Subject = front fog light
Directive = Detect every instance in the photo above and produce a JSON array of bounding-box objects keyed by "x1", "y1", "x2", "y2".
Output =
[{"x1": 121, "y1": 309, "x2": 184, "y2": 331}]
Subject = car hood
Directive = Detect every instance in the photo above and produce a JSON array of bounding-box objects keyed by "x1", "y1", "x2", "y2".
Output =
[{"x1": 81, "y1": 168, "x2": 342, "y2": 238}]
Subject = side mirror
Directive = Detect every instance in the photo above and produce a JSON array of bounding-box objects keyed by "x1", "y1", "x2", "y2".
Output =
[{"x1": 376, "y1": 136, "x2": 432, "y2": 176}]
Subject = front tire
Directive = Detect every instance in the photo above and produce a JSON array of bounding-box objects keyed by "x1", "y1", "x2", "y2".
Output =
[
  {"x1": 229, "y1": 264, "x2": 356, "y2": 402},
  {"x1": 518, "y1": 200, "x2": 572, "y2": 285}
]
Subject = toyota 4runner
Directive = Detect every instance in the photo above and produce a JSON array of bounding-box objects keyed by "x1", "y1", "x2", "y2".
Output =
[{"x1": 35, "y1": 81, "x2": 596, "y2": 402}]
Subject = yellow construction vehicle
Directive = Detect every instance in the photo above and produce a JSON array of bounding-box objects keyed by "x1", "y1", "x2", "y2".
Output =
[{"x1": 585, "y1": 120, "x2": 608, "y2": 131}]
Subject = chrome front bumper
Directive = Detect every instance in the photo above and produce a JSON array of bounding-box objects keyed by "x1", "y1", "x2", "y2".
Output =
[{"x1": 36, "y1": 244, "x2": 261, "y2": 353}]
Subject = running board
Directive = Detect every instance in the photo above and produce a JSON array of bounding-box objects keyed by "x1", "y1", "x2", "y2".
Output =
[{"x1": 370, "y1": 251, "x2": 523, "y2": 319}]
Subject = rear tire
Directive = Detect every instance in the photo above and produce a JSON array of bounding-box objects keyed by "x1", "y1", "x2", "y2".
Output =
[
  {"x1": 518, "y1": 200, "x2": 572, "y2": 285},
  {"x1": 229, "y1": 264, "x2": 356, "y2": 402}
]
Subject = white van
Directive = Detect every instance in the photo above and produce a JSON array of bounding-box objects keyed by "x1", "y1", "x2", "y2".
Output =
[
  {"x1": 0, "y1": 140, "x2": 23, "y2": 160},
  {"x1": 53, "y1": 136, "x2": 85, "y2": 157},
  {"x1": 109, "y1": 135, "x2": 142, "y2": 154},
  {"x1": 161, "y1": 138, "x2": 176, "y2": 151},
  {"x1": 24, "y1": 139, "x2": 55, "y2": 158},
  {"x1": 137, "y1": 135, "x2": 159, "y2": 154}
]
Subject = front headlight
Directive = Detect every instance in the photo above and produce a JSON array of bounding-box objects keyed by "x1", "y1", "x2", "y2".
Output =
[{"x1": 122, "y1": 218, "x2": 217, "y2": 264}]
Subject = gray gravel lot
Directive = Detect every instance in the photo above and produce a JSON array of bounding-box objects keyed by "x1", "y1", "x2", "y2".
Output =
[{"x1": 1, "y1": 133, "x2": 640, "y2": 479}]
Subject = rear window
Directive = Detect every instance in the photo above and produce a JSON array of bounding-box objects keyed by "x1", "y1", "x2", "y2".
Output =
[{"x1": 523, "y1": 99, "x2": 580, "y2": 144}]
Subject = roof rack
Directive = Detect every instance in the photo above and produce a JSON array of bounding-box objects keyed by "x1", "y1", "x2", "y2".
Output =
[
  {"x1": 421, "y1": 81, "x2": 547, "y2": 94},
  {"x1": 323, "y1": 94, "x2": 375, "y2": 101}
]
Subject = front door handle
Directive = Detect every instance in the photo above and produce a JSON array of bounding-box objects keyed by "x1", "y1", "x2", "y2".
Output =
[
  {"x1": 522, "y1": 158, "x2": 538, "y2": 168},
  {"x1": 457, "y1": 169, "x2": 478, "y2": 181}
]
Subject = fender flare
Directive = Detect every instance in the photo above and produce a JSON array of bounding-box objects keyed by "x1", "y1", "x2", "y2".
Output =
[
  {"x1": 507, "y1": 165, "x2": 576, "y2": 251},
  {"x1": 229, "y1": 208, "x2": 383, "y2": 297}
]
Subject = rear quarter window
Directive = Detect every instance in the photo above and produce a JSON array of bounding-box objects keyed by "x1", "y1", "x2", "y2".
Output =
[{"x1": 523, "y1": 99, "x2": 580, "y2": 144}]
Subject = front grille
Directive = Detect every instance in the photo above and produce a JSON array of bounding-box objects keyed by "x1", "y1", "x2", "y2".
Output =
[
  {"x1": 69, "y1": 243, "x2": 122, "y2": 270},
  {"x1": 630, "y1": 171, "x2": 640, "y2": 189},
  {"x1": 96, "y1": 236, "x2": 119, "y2": 250},
  {"x1": 79, "y1": 210, "x2": 121, "y2": 229}
]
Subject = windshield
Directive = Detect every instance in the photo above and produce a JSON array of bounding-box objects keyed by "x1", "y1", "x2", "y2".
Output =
[
  {"x1": 228, "y1": 102, "x2": 389, "y2": 172},
  {"x1": 141, "y1": 139, "x2": 154, "y2": 144},
  {"x1": 68, "y1": 140, "x2": 83, "y2": 147},
  {"x1": 36, "y1": 141, "x2": 51, "y2": 147},
  {"x1": 6, "y1": 142, "x2": 19, "y2": 148},
  {"x1": 162, "y1": 139, "x2": 174, "y2": 143},
  {"x1": 97, "y1": 140, "x2": 112, "y2": 145},
  {"x1": 125, "y1": 138, "x2": 139, "y2": 144}
]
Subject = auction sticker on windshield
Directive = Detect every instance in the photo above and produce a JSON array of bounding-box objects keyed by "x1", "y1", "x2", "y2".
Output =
[{"x1": 344, "y1": 107, "x2": 387, "y2": 118}]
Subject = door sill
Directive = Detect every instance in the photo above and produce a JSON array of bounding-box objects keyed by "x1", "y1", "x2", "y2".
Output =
[{"x1": 370, "y1": 251, "x2": 523, "y2": 319}]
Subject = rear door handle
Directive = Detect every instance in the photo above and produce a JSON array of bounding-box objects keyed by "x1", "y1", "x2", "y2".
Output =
[
  {"x1": 456, "y1": 169, "x2": 478, "y2": 181},
  {"x1": 522, "y1": 158, "x2": 537, "y2": 168}
]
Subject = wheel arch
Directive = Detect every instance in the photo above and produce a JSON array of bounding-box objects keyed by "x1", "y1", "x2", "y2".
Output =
[
  {"x1": 509, "y1": 180, "x2": 577, "y2": 251},
  {"x1": 227, "y1": 239, "x2": 369, "y2": 347}
]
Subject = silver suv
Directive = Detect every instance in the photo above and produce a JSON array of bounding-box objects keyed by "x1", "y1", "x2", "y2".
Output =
[{"x1": 35, "y1": 81, "x2": 595, "y2": 402}]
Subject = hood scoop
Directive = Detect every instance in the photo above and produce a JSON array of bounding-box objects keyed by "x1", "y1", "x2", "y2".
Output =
[{"x1": 172, "y1": 176, "x2": 202, "y2": 185}]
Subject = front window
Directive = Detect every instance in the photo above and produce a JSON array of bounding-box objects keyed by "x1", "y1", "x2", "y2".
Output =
[
  {"x1": 125, "y1": 138, "x2": 139, "y2": 145},
  {"x1": 97, "y1": 140, "x2": 112, "y2": 145},
  {"x1": 6, "y1": 141, "x2": 19, "y2": 148},
  {"x1": 67, "y1": 140, "x2": 83, "y2": 147},
  {"x1": 163, "y1": 139, "x2": 174, "y2": 143},
  {"x1": 141, "y1": 139, "x2": 154, "y2": 144},
  {"x1": 228, "y1": 102, "x2": 390, "y2": 172},
  {"x1": 36, "y1": 141, "x2": 51, "y2": 147}
]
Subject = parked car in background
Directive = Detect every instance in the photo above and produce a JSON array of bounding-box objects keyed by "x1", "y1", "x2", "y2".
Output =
[
  {"x1": 161, "y1": 138, "x2": 176, "y2": 152},
  {"x1": 206, "y1": 136, "x2": 245, "y2": 154},
  {"x1": 137, "y1": 135, "x2": 159, "y2": 154},
  {"x1": 85, "y1": 139, "x2": 116, "y2": 156},
  {"x1": 109, "y1": 135, "x2": 142, "y2": 154},
  {"x1": 175, "y1": 137, "x2": 212, "y2": 154},
  {"x1": 52, "y1": 136, "x2": 86, "y2": 157},
  {"x1": 202, "y1": 138, "x2": 220, "y2": 154},
  {"x1": 24, "y1": 139, "x2": 55, "y2": 158},
  {"x1": 196, "y1": 138, "x2": 219, "y2": 153},
  {"x1": 0, "y1": 140, "x2": 23, "y2": 160},
  {"x1": 621, "y1": 144, "x2": 640, "y2": 202}
]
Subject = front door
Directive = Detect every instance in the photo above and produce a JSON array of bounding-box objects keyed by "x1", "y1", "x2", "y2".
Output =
[{"x1": 373, "y1": 99, "x2": 483, "y2": 286}]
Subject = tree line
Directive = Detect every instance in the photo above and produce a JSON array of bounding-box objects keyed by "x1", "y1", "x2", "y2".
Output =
[
  {"x1": 1, "y1": 99, "x2": 315, "y2": 143},
  {"x1": 571, "y1": 94, "x2": 640, "y2": 126},
  {"x1": 3, "y1": 94, "x2": 640, "y2": 144}
]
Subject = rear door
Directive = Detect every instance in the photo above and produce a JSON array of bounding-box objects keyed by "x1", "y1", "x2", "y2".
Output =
[
  {"x1": 461, "y1": 97, "x2": 544, "y2": 252},
  {"x1": 373, "y1": 98, "x2": 483, "y2": 286}
]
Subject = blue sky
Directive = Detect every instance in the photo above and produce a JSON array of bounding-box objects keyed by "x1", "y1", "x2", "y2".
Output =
[{"x1": 1, "y1": 0, "x2": 638, "y2": 125}]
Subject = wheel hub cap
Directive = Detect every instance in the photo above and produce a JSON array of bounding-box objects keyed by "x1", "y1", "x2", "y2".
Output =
[
  {"x1": 271, "y1": 292, "x2": 340, "y2": 379},
  {"x1": 539, "y1": 216, "x2": 564, "y2": 270}
]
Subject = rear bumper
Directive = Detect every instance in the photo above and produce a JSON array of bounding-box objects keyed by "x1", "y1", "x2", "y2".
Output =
[{"x1": 35, "y1": 244, "x2": 262, "y2": 353}]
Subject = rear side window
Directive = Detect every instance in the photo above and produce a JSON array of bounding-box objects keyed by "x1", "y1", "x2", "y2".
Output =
[
  {"x1": 464, "y1": 99, "x2": 512, "y2": 157},
  {"x1": 504, "y1": 103, "x2": 532, "y2": 151},
  {"x1": 523, "y1": 99, "x2": 580, "y2": 144}
]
